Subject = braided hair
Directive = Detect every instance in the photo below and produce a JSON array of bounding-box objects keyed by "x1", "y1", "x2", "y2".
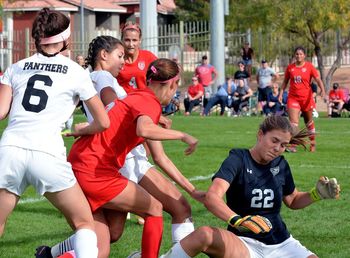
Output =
[
  {"x1": 146, "y1": 58, "x2": 180, "y2": 84},
  {"x1": 32, "y1": 8, "x2": 70, "y2": 55},
  {"x1": 85, "y1": 36, "x2": 124, "y2": 70}
]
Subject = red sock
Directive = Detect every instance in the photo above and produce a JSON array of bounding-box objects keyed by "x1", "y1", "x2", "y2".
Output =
[
  {"x1": 141, "y1": 216, "x2": 163, "y2": 258},
  {"x1": 307, "y1": 120, "x2": 316, "y2": 143}
]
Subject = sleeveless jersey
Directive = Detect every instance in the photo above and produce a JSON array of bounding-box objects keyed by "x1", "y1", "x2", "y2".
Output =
[
  {"x1": 117, "y1": 49, "x2": 157, "y2": 93},
  {"x1": 0, "y1": 53, "x2": 97, "y2": 158},
  {"x1": 213, "y1": 149, "x2": 295, "y2": 245}
]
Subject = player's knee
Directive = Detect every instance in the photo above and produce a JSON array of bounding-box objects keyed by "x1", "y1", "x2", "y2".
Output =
[
  {"x1": 165, "y1": 196, "x2": 191, "y2": 220},
  {"x1": 195, "y1": 226, "x2": 215, "y2": 247},
  {"x1": 149, "y1": 198, "x2": 163, "y2": 217}
]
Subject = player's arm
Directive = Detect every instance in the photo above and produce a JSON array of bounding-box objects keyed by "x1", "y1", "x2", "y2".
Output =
[
  {"x1": 0, "y1": 84, "x2": 12, "y2": 120},
  {"x1": 211, "y1": 68, "x2": 218, "y2": 85},
  {"x1": 100, "y1": 87, "x2": 118, "y2": 106},
  {"x1": 147, "y1": 140, "x2": 205, "y2": 202},
  {"x1": 136, "y1": 115, "x2": 198, "y2": 155},
  {"x1": 278, "y1": 76, "x2": 289, "y2": 102},
  {"x1": 205, "y1": 178, "x2": 271, "y2": 234}
]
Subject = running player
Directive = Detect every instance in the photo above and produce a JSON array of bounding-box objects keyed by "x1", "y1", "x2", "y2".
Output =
[
  {"x1": 161, "y1": 115, "x2": 340, "y2": 258},
  {"x1": 0, "y1": 8, "x2": 109, "y2": 258},
  {"x1": 279, "y1": 46, "x2": 325, "y2": 152}
]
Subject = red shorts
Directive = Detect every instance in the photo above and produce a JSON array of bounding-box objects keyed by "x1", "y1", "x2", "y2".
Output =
[
  {"x1": 73, "y1": 168, "x2": 128, "y2": 212},
  {"x1": 287, "y1": 96, "x2": 315, "y2": 112}
]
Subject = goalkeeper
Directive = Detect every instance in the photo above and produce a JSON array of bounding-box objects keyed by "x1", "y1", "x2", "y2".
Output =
[{"x1": 161, "y1": 115, "x2": 340, "y2": 258}]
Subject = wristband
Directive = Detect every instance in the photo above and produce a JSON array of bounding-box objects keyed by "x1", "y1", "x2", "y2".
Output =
[
  {"x1": 309, "y1": 187, "x2": 321, "y2": 202},
  {"x1": 227, "y1": 215, "x2": 242, "y2": 227}
]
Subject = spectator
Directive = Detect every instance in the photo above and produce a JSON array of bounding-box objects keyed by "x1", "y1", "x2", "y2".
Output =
[
  {"x1": 256, "y1": 59, "x2": 279, "y2": 114},
  {"x1": 195, "y1": 55, "x2": 218, "y2": 107},
  {"x1": 232, "y1": 79, "x2": 253, "y2": 116},
  {"x1": 328, "y1": 82, "x2": 345, "y2": 117},
  {"x1": 75, "y1": 54, "x2": 85, "y2": 67},
  {"x1": 240, "y1": 41, "x2": 254, "y2": 77},
  {"x1": 203, "y1": 77, "x2": 236, "y2": 116},
  {"x1": 184, "y1": 76, "x2": 204, "y2": 115},
  {"x1": 263, "y1": 83, "x2": 288, "y2": 116},
  {"x1": 234, "y1": 61, "x2": 250, "y2": 86}
]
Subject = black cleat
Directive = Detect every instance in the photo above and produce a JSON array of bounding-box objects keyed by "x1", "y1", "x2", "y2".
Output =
[{"x1": 35, "y1": 246, "x2": 53, "y2": 258}]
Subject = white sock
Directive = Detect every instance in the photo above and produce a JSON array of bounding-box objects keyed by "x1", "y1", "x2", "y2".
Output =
[
  {"x1": 160, "y1": 242, "x2": 191, "y2": 258},
  {"x1": 171, "y1": 220, "x2": 194, "y2": 243},
  {"x1": 51, "y1": 234, "x2": 75, "y2": 257},
  {"x1": 74, "y1": 229, "x2": 98, "y2": 258}
]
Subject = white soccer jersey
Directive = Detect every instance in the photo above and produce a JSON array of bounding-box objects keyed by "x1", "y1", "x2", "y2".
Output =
[
  {"x1": 0, "y1": 53, "x2": 97, "y2": 158},
  {"x1": 84, "y1": 70, "x2": 127, "y2": 123}
]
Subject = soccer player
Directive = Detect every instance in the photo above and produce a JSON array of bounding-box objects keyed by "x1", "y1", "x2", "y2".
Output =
[
  {"x1": 0, "y1": 8, "x2": 110, "y2": 258},
  {"x1": 161, "y1": 115, "x2": 340, "y2": 258},
  {"x1": 117, "y1": 21, "x2": 157, "y2": 93},
  {"x1": 279, "y1": 46, "x2": 325, "y2": 152}
]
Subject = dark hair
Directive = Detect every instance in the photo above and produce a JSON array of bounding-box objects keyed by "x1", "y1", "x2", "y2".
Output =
[
  {"x1": 294, "y1": 46, "x2": 306, "y2": 55},
  {"x1": 146, "y1": 58, "x2": 180, "y2": 84},
  {"x1": 202, "y1": 55, "x2": 208, "y2": 60},
  {"x1": 86, "y1": 36, "x2": 125, "y2": 70},
  {"x1": 121, "y1": 21, "x2": 142, "y2": 39},
  {"x1": 32, "y1": 8, "x2": 70, "y2": 54},
  {"x1": 259, "y1": 115, "x2": 311, "y2": 149}
]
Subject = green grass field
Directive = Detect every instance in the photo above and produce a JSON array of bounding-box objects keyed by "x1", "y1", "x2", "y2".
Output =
[{"x1": 0, "y1": 114, "x2": 349, "y2": 258}]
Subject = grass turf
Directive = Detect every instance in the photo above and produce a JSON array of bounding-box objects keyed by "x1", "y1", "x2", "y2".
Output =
[{"x1": 0, "y1": 114, "x2": 349, "y2": 257}]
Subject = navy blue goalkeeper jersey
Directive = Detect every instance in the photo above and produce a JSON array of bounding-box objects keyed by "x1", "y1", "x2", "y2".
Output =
[{"x1": 213, "y1": 149, "x2": 295, "y2": 245}]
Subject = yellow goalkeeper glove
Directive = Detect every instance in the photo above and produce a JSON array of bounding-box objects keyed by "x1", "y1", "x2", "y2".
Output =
[
  {"x1": 310, "y1": 176, "x2": 340, "y2": 202},
  {"x1": 228, "y1": 215, "x2": 272, "y2": 234}
]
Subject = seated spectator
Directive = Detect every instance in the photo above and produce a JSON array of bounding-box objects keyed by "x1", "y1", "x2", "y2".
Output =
[
  {"x1": 263, "y1": 83, "x2": 288, "y2": 116},
  {"x1": 203, "y1": 77, "x2": 236, "y2": 116},
  {"x1": 232, "y1": 79, "x2": 253, "y2": 116},
  {"x1": 234, "y1": 61, "x2": 250, "y2": 87},
  {"x1": 328, "y1": 82, "x2": 345, "y2": 117},
  {"x1": 184, "y1": 76, "x2": 204, "y2": 115}
]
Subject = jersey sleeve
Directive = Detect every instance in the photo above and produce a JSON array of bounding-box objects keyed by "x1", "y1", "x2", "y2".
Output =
[
  {"x1": 128, "y1": 92, "x2": 161, "y2": 124},
  {"x1": 75, "y1": 68, "x2": 97, "y2": 101},
  {"x1": 213, "y1": 149, "x2": 243, "y2": 184},
  {"x1": 0, "y1": 64, "x2": 14, "y2": 86},
  {"x1": 309, "y1": 63, "x2": 319, "y2": 79},
  {"x1": 284, "y1": 65, "x2": 291, "y2": 81},
  {"x1": 94, "y1": 71, "x2": 127, "y2": 100}
]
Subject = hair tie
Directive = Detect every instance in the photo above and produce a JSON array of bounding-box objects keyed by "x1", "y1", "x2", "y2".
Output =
[{"x1": 150, "y1": 65, "x2": 158, "y2": 74}]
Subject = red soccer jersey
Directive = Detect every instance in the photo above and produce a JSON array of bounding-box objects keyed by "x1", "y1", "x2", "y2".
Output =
[
  {"x1": 195, "y1": 64, "x2": 216, "y2": 87},
  {"x1": 284, "y1": 62, "x2": 319, "y2": 98},
  {"x1": 187, "y1": 83, "x2": 204, "y2": 98},
  {"x1": 329, "y1": 89, "x2": 346, "y2": 101},
  {"x1": 68, "y1": 89, "x2": 161, "y2": 175},
  {"x1": 117, "y1": 49, "x2": 157, "y2": 93}
]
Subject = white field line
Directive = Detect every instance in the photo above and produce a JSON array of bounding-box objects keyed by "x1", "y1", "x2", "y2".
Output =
[{"x1": 17, "y1": 163, "x2": 348, "y2": 205}]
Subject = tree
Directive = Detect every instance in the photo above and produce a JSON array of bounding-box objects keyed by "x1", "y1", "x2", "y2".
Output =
[
  {"x1": 174, "y1": 0, "x2": 210, "y2": 22},
  {"x1": 227, "y1": 0, "x2": 350, "y2": 91}
]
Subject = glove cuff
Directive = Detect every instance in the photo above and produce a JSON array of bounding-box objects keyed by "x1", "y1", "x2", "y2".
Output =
[
  {"x1": 228, "y1": 215, "x2": 242, "y2": 227},
  {"x1": 310, "y1": 187, "x2": 321, "y2": 202}
]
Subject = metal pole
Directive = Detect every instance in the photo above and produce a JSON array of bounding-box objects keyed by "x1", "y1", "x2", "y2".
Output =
[
  {"x1": 80, "y1": 0, "x2": 85, "y2": 53},
  {"x1": 140, "y1": 0, "x2": 158, "y2": 55},
  {"x1": 210, "y1": 0, "x2": 225, "y2": 92}
]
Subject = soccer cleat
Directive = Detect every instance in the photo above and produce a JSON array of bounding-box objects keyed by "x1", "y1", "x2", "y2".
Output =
[
  {"x1": 126, "y1": 251, "x2": 141, "y2": 258},
  {"x1": 35, "y1": 246, "x2": 53, "y2": 258}
]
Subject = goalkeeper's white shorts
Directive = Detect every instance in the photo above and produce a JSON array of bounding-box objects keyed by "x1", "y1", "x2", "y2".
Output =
[
  {"x1": 119, "y1": 152, "x2": 153, "y2": 184},
  {"x1": 239, "y1": 235, "x2": 315, "y2": 258},
  {"x1": 0, "y1": 146, "x2": 76, "y2": 196}
]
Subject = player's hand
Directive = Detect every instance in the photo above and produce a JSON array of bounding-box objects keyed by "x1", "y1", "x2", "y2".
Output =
[
  {"x1": 190, "y1": 190, "x2": 206, "y2": 203},
  {"x1": 65, "y1": 122, "x2": 89, "y2": 138},
  {"x1": 310, "y1": 176, "x2": 340, "y2": 201},
  {"x1": 159, "y1": 115, "x2": 172, "y2": 129},
  {"x1": 181, "y1": 133, "x2": 198, "y2": 155},
  {"x1": 229, "y1": 215, "x2": 272, "y2": 234}
]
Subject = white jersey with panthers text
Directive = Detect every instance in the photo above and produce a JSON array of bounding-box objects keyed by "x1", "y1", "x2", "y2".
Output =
[
  {"x1": 84, "y1": 70, "x2": 127, "y2": 123},
  {"x1": 0, "y1": 53, "x2": 97, "y2": 158}
]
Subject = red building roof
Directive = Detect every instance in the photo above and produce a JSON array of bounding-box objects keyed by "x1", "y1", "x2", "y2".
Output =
[
  {"x1": 3, "y1": 0, "x2": 78, "y2": 12},
  {"x1": 61, "y1": 0, "x2": 127, "y2": 13}
]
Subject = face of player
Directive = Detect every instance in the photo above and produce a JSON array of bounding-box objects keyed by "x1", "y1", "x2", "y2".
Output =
[
  {"x1": 256, "y1": 129, "x2": 291, "y2": 163},
  {"x1": 158, "y1": 79, "x2": 179, "y2": 106},
  {"x1": 122, "y1": 30, "x2": 141, "y2": 56},
  {"x1": 294, "y1": 49, "x2": 305, "y2": 64},
  {"x1": 105, "y1": 44, "x2": 125, "y2": 77}
]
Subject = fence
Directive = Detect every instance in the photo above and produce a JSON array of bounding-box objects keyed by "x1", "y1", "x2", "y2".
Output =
[{"x1": 1, "y1": 21, "x2": 350, "y2": 74}]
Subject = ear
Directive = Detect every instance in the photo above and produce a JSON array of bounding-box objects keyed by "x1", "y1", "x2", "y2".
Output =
[
  {"x1": 100, "y1": 49, "x2": 108, "y2": 61},
  {"x1": 257, "y1": 129, "x2": 264, "y2": 141}
]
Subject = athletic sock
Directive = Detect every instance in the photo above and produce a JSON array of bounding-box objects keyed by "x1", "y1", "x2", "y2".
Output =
[
  {"x1": 74, "y1": 229, "x2": 98, "y2": 258},
  {"x1": 160, "y1": 242, "x2": 191, "y2": 258},
  {"x1": 51, "y1": 235, "x2": 75, "y2": 257},
  {"x1": 171, "y1": 218, "x2": 194, "y2": 244},
  {"x1": 307, "y1": 120, "x2": 316, "y2": 143},
  {"x1": 141, "y1": 216, "x2": 163, "y2": 258}
]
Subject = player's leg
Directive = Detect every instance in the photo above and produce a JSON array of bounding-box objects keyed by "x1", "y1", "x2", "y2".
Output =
[
  {"x1": 102, "y1": 180, "x2": 163, "y2": 258},
  {"x1": 92, "y1": 210, "x2": 112, "y2": 258},
  {"x1": 161, "y1": 226, "x2": 250, "y2": 258},
  {"x1": 139, "y1": 167, "x2": 194, "y2": 243},
  {"x1": 0, "y1": 189, "x2": 19, "y2": 236},
  {"x1": 302, "y1": 109, "x2": 316, "y2": 151},
  {"x1": 104, "y1": 209, "x2": 127, "y2": 243}
]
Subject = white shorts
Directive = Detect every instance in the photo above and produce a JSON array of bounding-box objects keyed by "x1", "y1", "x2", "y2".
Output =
[
  {"x1": 119, "y1": 154, "x2": 153, "y2": 184},
  {"x1": 239, "y1": 235, "x2": 315, "y2": 258},
  {"x1": 0, "y1": 146, "x2": 76, "y2": 196}
]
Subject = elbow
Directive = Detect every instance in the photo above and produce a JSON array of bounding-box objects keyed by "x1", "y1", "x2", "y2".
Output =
[{"x1": 97, "y1": 117, "x2": 110, "y2": 132}]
